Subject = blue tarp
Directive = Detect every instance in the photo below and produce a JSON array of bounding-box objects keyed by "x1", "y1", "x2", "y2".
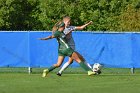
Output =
[{"x1": 0, "y1": 31, "x2": 140, "y2": 68}]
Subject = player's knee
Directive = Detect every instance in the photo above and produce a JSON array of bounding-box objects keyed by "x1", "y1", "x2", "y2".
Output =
[
  {"x1": 68, "y1": 60, "x2": 73, "y2": 64},
  {"x1": 54, "y1": 64, "x2": 61, "y2": 68},
  {"x1": 69, "y1": 61, "x2": 73, "y2": 65}
]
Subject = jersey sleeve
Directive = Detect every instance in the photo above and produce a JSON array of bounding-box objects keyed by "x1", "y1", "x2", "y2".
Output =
[
  {"x1": 64, "y1": 26, "x2": 76, "y2": 34},
  {"x1": 69, "y1": 26, "x2": 76, "y2": 31},
  {"x1": 53, "y1": 31, "x2": 60, "y2": 37}
]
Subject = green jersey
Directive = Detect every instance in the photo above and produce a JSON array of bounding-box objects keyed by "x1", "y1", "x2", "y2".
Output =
[
  {"x1": 54, "y1": 30, "x2": 74, "y2": 56},
  {"x1": 54, "y1": 30, "x2": 70, "y2": 50}
]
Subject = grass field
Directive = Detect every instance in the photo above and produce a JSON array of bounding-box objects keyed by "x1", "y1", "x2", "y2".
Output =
[{"x1": 0, "y1": 72, "x2": 140, "y2": 93}]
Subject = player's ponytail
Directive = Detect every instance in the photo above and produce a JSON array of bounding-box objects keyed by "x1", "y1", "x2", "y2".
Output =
[{"x1": 52, "y1": 21, "x2": 65, "y2": 34}]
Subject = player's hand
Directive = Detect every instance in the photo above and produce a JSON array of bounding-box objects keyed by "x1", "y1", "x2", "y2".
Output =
[{"x1": 89, "y1": 21, "x2": 93, "y2": 24}]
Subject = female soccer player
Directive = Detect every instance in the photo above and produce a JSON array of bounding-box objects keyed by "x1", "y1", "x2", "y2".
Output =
[
  {"x1": 57, "y1": 16, "x2": 93, "y2": 76},
  {"x1": 39, "y1": 19, "x2": 95, "y2": 77}
]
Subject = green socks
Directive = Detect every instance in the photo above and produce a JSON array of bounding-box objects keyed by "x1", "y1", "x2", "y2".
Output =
[
  {"x1": 79, "y1": 62, "x2": 91, "y2": 71},
  {"x1": 48, "y1": 62, "x2": 91, "y2": 72},
  {"x1": 48, "y1": 66, "x2": 56, "y2": 72}
]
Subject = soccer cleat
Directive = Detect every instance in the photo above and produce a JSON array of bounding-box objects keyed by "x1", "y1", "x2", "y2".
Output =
[
  {"x1": 56, "y1": 72, "x2": 62, "y2": 76},
  {"x1": 88, "y1": 71, "x2": 95, "y2": 76},
  {"x1": 42, "y1": 69, "x2": 49, "y2": 77}
]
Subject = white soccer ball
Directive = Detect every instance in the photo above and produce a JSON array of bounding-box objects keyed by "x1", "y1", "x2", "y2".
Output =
[{"x1": 92, "y1": 63, "x2": 102, "y2": 74}]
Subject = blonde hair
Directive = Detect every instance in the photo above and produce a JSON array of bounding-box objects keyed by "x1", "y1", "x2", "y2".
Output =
[
  {"x1": 52, "y1": 20, "x2": 63, "y2": 34},
  {"x1": 52, "y1": 16, "x2": 69, "y2": 34},
  {"x1": 63, "y1": 16, "x2": 71, "y2": 21}
]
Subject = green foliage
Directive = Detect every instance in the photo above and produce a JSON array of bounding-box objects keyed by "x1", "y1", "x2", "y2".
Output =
[
  {"x1": 0, "y1": 0, "x2": 140, "y2": 31},
  {"x1": 0, "y1": 0, "x2": 42, "y2": 30},
  {"x1": 118, "y1": 5, "x2": 140, "y2": 31}
]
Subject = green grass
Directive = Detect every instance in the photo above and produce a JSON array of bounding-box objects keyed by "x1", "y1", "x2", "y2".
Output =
[
  {"x1": 0, "y1": 73, "x2": 140, "y2": 93},
  {"x1": 0, "y1": 67, "x2": 140, "y2": 74}
]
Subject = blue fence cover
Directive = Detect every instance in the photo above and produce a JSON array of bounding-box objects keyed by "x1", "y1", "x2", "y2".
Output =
[{"x1": 0, "y1": 31, "x2": 140, "y2": 68}]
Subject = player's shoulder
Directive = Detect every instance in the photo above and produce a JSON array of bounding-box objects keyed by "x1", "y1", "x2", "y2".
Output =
[
  {"x1": 54, "y1": 30, "x2": 62, "y2": 37},
  {"x1": 68, "y1": 26, "x2": 75, "y2": 28},
  {"x1": 54, "y1": 30, "x2": 60, "y2": 34},
  {"x1": 67, "y1": 26, "x2": 76, "y2": 30}
]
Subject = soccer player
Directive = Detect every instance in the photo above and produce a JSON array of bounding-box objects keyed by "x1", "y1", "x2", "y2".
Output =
[
  {"x1": 57, "y1": 16, "x2": 93, "y2": 76},
  {"x1": 39, "y1": 20, "x2": 95, "y2": 77}
]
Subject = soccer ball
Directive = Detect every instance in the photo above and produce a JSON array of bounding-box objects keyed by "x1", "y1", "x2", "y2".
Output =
[{"x1": 92, "y1": 63, "x2": 102, "y2": 75}]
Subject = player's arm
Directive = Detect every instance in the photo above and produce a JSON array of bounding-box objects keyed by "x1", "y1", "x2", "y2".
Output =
[
  {"x1": 38, "y1": 35, "x2": 55, "y2": 40},
  {"x1": 38, "y1": 26, "x2": 64, "y2": 40},
  {"x1": 75, "y1": 21, "x2": 93, "y2": 30}
]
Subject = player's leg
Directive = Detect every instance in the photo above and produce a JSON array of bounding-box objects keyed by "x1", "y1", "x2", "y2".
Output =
[
  {"x1": 70, "y1": 52, "x2": 95, "y2": 76},
  {"x1": 57, "y1": 57, "x2": 73, "y2": 76},
  {"x1": 86, "y1": 62, "x2": 92, "y2": 69},
  {"x1": 73, "y1": 51, "x2": 93, "y2": 70},
  {"x1": 42, "y1": 56, "x2": 65, "y2": 77}
]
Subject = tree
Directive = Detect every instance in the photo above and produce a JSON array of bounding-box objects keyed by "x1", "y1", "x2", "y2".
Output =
[
  {"x1": 118, "y1": 5, "x2": 140, "y2": 31},
  {"x1": 0, "y1": 0, "x2": 42, "y2": 31},
  {"x1": 0, "y1": 0, "x2": 140, "y2": 31}
]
